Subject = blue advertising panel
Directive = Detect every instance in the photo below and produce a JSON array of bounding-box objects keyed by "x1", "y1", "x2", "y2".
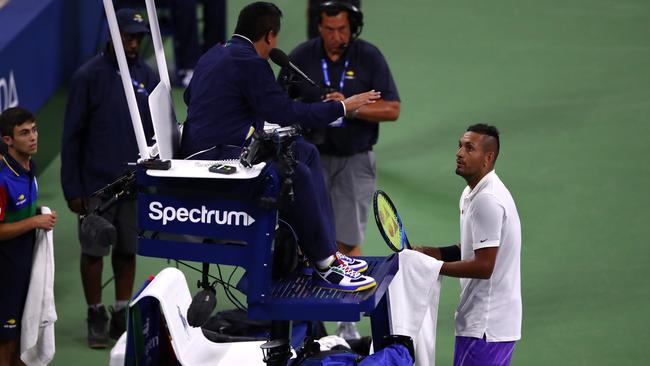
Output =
[
  {"x1": 0, "y1": 0, "x2": 104, "y2": 112},
  {"x1": 138, "y1": 193, "x2": 276, "y2": 243}
]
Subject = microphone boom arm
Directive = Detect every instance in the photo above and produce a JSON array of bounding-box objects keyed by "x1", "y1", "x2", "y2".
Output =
[{"x1": 269, "y1": 48, "x2": 320, "y2": 89}]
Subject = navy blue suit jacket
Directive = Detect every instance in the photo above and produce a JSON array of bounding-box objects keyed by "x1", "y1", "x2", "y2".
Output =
[{"x1": 179, "y1": 36, "x2": 345, "y2": 159}]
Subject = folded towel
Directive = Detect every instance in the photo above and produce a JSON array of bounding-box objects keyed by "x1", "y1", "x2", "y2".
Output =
[
  {"x1": 20, "y1": 206, "x2": 57, "y2": 366},
  {"x1": 388, "y1": 250, "x2": 443, "y2": 366}
]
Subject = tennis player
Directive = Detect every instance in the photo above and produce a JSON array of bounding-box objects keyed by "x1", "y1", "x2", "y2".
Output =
[{"x1": 415, "y1": 123, "x2": 521, "y2": 366}]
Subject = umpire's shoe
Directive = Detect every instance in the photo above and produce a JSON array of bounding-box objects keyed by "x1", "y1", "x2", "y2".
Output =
[
  {"x1": 314, "y1": 254, "x2": 376, "y2": 292},
  {"x1": 87, "y1": 305, "x2": 110, "y2": 348}
]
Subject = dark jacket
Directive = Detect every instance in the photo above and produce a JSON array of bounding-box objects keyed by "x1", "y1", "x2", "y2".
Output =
[
  {"x1": 179, "y1": 36, "x2": 345, "y2": 159},
  {"x1": 61, "y1": 51, "x2": 158, "y2": 200}
]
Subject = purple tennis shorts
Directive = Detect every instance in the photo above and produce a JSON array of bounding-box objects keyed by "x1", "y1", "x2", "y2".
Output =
[{"x1": 454, "y1": 336, "x2": 516, "y2": 366}]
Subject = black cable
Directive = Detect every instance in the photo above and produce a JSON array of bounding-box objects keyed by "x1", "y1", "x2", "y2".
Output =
[
  {"x1": 173, "y1": 260, "x2": 243, "y2": 296},
  {"x1": 215, "y1": 264, "x2": 239, "y2": 310},
  {"x1": 226, "y1": 266, "x2": 240, "y2": 291},
  {"x1": 215, "y1": 264, "x2": 245, "y2": 311},
  {"x1": 101, "y1": 276, "x2": 114, "y2": 289},
  {"x1": 278, "y1": 218, "x2": 299, "y2": 248},
  {"x1": 216, "y1": 264, "x2": 247, "y2": 311},
  {"x1": 226, "y1": 266, "x2": 247, "y2": 310}
]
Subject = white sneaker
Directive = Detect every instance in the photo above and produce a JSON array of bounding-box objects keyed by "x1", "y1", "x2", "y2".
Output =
[
  {"x1": 314, "y1": 258, "x2": 376, "y2": 292},
  {"x1": 336, "y1": 251, "x2": 368, "y2": 273}
]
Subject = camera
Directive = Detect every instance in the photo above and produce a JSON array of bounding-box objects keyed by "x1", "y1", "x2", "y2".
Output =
[
  {"x1": 79, "y1": 171, "x2": 136, "y2": 249},
  {"x1": 239, "y1": 126, "x2": 301, "y2": 168},
  {"x1": 239, "y1": 125, "x2": 302, "y2": 206}
]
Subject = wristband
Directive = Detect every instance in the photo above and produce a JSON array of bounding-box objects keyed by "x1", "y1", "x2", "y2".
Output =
[{"x1": 439, "y1": 245, "x2": 461, "y2": 262}]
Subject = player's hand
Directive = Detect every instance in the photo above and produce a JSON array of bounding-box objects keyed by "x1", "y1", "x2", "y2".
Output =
[
  {"x1": 323, "y1": 91, "x2": 345, "y2": 102},
  {"x1": 67, "y1": 197, "x2": 88, "y2": 215},
  {"x1": 31, "y1": 213, "x2": 57, "y2": 230},
  {"x1": 412, "y1": 245, "x2": 443, "y2": 260},
  {"x1": 343, "y1": 90, "x2": 381, "y2": 117}
]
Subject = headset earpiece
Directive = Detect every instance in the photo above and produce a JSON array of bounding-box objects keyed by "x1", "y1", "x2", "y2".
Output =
[{"x1": 318, "y1": 1, "x2": 364, "y2": 40}]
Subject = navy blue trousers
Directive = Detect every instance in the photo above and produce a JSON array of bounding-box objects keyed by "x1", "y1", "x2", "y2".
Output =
[
  {"x1": 273, "y1": 140, "x2": 336, "y2": 262},
  {"x1": 191, "y1": 139, "x2": 337, "y2": 262}
]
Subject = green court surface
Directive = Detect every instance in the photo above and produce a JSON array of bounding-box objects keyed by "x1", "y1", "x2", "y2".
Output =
[{"x1": 28, "y1": 0, "x2": 649, "y2": 364}]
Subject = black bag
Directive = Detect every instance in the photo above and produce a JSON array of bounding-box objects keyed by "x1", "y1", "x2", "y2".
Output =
[{"x1": 202, "y1": 309, "x2": 270, "y2": 339}]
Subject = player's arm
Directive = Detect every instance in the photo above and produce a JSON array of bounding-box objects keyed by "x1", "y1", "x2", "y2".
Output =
[
  {"x1": 414, "y1": 244, "x2": 458, "y2": 261},
  {"x1": 414, "y1": 244, "x2": 498, "y2": 279},
  {"x1": 0, "y1": 213, "x2": 57, "y2": 241},
  {"x1": 440, "y1": 247, "x2": 498, "y2": 279},
  {"x1": 417, "y1": 194, "x2": 503, "y2": 279}
]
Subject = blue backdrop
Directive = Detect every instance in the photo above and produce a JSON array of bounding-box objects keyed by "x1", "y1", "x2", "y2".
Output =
[{"x1": 0, "y1": 0, "x2": 105, "y2": 112}]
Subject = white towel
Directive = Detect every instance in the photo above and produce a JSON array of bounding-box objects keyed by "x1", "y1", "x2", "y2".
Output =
[
  {"x1": 20, "y1": 207, "x2": 57, "y2": 366},
  {"x1": 387, "y1": 250, "x2": 443, "y2": 366},
  {"x1": 124, "y1": 267, "x2": 267, "y2": 366}
]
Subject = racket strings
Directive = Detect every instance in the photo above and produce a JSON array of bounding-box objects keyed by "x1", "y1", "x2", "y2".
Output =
[
  {"x1": 374, "y1": 190, "x2": 409, "y2": 252},
  {"x1": 378, "y1": 199, "x2": 401, "y2": 245}
]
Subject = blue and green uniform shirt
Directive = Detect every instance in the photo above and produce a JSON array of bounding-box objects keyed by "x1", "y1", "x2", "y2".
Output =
[
  {"x1": 0, "y1": 155, "x2": 38, "y2": 222},
  {"x1": 0, "y1": 154, "x2": 37, "y2": 339}
]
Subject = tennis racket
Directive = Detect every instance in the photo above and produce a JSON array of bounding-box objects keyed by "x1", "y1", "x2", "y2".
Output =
[{"x1": 373, "y1": 190, "x2": 411, "y2": 252}]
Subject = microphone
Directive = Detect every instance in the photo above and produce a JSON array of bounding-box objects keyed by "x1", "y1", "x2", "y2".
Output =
[
  {"x1": 269, "y1": 48, "x2": 319, "y2": 88},
  {"x1": 80, "y1": 213, "x2": 117, "y2": 249},
  {"x1": 186, "y1": 288, "x2": 217, "y2": 327}
]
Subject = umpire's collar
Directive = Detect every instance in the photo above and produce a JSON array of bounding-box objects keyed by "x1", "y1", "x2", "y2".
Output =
[{"x1": 232, "y1": 33, "x2": 254, "y2": 46}]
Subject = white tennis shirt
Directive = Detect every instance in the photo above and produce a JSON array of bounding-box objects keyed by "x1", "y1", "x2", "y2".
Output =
[{"x1": 456, "y1": 170, "x2": 522, "y2": 342}]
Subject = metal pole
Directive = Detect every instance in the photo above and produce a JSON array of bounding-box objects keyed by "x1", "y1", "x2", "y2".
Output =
[
  {"x1": 102, "y1": 0, "x2": 153, "y2": 160},
  {"x1": 144, "y1": 0, "x2": 172, "y2": 91}
]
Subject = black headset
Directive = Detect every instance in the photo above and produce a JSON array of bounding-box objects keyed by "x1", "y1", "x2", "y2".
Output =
[{"x1": 318, "y1": 1, "x2": 364, "y2": 41}]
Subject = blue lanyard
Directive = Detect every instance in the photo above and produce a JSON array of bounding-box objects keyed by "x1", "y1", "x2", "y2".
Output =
[
  {"x1": 116, "y1": 69, "x2": 149, "y2": 97},
  {"x1": 321, "y1": 58, "x2": 349, "y2": 91},
  {"x1": 131, "y1": 78, "x2": 149, "y2": 96}
]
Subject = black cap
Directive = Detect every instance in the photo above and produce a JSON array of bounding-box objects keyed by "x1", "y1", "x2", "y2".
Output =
[{"x1": 116, "y1": 8, "x2": 149, "y2": 34}]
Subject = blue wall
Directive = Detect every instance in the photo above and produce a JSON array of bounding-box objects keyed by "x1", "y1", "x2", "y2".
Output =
[{"x1": 0, "y1": 0, "x2": 105, "y2": 112}]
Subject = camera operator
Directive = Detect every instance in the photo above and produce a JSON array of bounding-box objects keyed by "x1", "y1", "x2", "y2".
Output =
[
  {"x1": 279, "y1": 1, "x2": 400, "y2": 258},
  {"x1": 180, "y1": 2, "x2": 380, "y2": 292},
  {"x1": 279, "y1": 1, "x2": 400, "y2": 340}
]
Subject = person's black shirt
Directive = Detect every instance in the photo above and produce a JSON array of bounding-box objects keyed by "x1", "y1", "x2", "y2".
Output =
[{"x1": 280, "y1": 37, "x2": 399, "y2": 156}]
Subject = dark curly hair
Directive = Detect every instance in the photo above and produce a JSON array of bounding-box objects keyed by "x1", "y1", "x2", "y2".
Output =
[{"x1": 467, "y1": 123, "x2": 500, "y2": 162}]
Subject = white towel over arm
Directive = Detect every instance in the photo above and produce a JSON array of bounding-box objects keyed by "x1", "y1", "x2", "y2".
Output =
[
  {"x1": 387, "y1": 250, "x2": 443, "y2": 366},
  {"x1": 20, "y1": 206, "x2": 57, "y2": 366}
]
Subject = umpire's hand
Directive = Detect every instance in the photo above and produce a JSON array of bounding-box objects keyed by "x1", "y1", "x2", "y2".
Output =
[{"x1": 343, "y1": 90, "x2": 381, "y2": 117}]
